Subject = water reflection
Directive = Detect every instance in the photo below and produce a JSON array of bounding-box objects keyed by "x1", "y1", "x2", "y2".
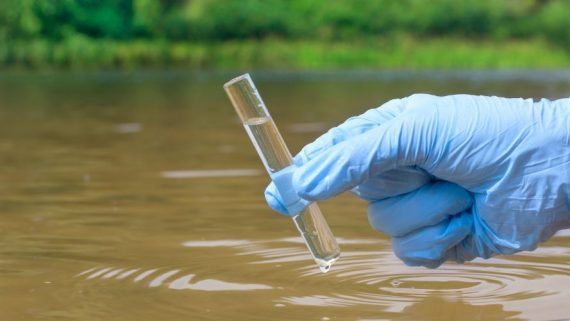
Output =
[
  {"x1": 115, "y1": 123, "x2": 143, "y2": 134},
  {"x1": 77, "y1": 265, "x2": 273, "y2": 291},
  {"x1": 168, "y1": 275, "x2": 272, "y2": 291},
  {"x1": 160, "y1": 169, "x2": 261, "y2": 179},
  {"x1": 288, "y1": 122, "x2": 328, "y2": 133},
  {"x1": 182, "y1": 240, "x2": 251, "y2": 247},
  {"x1": 397, "y1": 296, "x2": 524, "y2": 321}
]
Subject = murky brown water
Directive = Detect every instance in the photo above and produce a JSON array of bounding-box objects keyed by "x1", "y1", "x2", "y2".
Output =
[{"x1": 1, "y1": 71, "x2": 569, "y2": 321}]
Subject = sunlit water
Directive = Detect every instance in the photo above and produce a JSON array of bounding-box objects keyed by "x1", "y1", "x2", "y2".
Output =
[{"x1": 0, "y1": 71, "x2": 569, "y2": 321}]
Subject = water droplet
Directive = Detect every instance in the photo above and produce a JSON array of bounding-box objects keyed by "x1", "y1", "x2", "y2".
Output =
[{"x1": 319, "y1": 264, "x2": 331, "y2": 273}]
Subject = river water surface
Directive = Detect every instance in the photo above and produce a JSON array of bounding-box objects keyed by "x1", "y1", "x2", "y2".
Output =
[{"x1": 1, "y1": 71, "x2": 569, "y2": 321}]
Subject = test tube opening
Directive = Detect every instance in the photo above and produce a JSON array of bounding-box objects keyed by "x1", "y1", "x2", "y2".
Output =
[
  {"x1": 224, "y1": 73, "x2": 272, "y2": 125},
  {"x1": 223, "y1": 73, "x2": 252, "y2": 89}
]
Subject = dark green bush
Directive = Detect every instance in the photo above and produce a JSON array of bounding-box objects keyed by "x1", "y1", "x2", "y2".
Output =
[
  {"x1": 0, "y1": 0, "x2": 568, "y2": 44},
  {"x1": 1, "y1": 0, "x2": 569, "y2": 68}
]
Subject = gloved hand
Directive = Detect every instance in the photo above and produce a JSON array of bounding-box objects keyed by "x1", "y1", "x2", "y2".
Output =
[{"x1": 265, "y1": 94, "x2": 570, "y2": 268}]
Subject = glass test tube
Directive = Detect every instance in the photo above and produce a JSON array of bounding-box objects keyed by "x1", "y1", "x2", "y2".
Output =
[{"x1": 224, "y1": 74, "x2": 340, "y2": 273}]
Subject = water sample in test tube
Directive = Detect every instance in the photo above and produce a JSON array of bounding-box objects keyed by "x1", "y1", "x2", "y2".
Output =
[{"x1": 224, "y1": 74, "x2": 341, "y2": 273}]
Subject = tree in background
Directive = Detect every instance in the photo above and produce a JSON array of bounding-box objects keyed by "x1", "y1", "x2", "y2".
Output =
[{"x1": 1, "y1": 0, "x2": 569, "y2": 68}]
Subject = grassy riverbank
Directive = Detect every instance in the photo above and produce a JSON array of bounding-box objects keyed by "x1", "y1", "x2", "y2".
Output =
[{"x1": 2, "y1": 37, "x2": 569, "y2": 70}]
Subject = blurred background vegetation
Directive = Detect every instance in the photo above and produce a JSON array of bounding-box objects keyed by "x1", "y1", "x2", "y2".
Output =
[{"x1": 1, "y1": 0, "x2": 569, "y2": 69}]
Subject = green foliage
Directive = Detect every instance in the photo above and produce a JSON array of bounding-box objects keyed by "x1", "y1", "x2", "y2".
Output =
[
  {"x1": 1, "y1": 38, "x2": 568, "y2": 70},
  {"x1": 132, "y1": 0, "x2": 162, "y2": 37},
  {"x1": 536, "y1": 1, "x2": 570, "y2": 47},
  {"x1": 3, "y1": 0, "x2": 570, "y2": 43},
  {"x1": 1, "y1": 0, "x2": 570, "y2": 68}
]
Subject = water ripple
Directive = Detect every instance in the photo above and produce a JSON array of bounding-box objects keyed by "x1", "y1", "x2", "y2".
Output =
[
  {"x1": 76, "y1": 265, "x2": 272, "y2": 292},
  {"x1": 280, "y1": 243, "x2": 570, "y2": 314},
  {"x1": 72, "y1": 237, "x2": 570, "y2": 320}
]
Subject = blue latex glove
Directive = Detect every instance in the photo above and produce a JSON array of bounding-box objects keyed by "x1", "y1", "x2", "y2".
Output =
[{"x1": 265, "y1": 94, "x2": 570, "y2": 268}]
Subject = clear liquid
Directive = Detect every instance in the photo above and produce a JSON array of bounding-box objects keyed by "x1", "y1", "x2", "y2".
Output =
[
  {"x1": 244, "y1": 117, "x2": 340, "y2": 272},
  {"x1": 293, "y1": 204, "x2": 340, "y2": 272},
  {"x1": 243, "y1": 117, "x2": 291, "y2": 173}
]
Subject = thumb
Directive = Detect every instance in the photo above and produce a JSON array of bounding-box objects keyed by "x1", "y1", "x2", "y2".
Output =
[
  {"x1": 293, "y1": 107, "x2": 437, "y2": 201},
  {"x1": 264, "y1": 183, "x2": 290, "y2": 215},
  {"x1": 265, "y1": 97, "x2": 414, "y2": 215}
]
